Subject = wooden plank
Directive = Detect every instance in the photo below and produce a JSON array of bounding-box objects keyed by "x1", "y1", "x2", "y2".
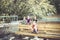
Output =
[
  {"x1": 17, "y1": 22, "x2": 60, "y2": 38},
  {"x1": 46, "y1": 32, "x2": 60, "y2": 35},
  {"x1": 15, "y1": 31, "x2": 60, "y2": 39}
]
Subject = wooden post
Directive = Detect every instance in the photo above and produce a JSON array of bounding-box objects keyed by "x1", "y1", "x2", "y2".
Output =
[{"x1": 44, "y1": 38, "x2": 47, "y2": 40}]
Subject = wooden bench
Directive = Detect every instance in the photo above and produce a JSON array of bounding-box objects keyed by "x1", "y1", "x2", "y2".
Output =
[{"x1": 15, "y1": 22, "x2": 60, "y2": 39}]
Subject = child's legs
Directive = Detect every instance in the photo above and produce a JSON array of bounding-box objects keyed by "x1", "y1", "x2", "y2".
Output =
[
  {"x1": 33, "y1": 29, "x2": 38, "y2": 33},
  {"x1": 35, "y1": 28, "x2": 38, "y2": 33}
]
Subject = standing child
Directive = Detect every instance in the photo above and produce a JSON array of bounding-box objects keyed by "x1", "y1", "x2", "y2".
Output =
[
  {"x1": 33, "y1": 16, "x2": 37, "y2": 22},
  {"x1": 23, "y1": 16, "x2": 26, "y2": 24},
  {"x1": 26, "y1": 16, "x2": 31, "y2": 25}
]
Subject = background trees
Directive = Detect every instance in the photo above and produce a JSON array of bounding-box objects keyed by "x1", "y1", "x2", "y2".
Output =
[{"x1": 0, "y1": 0, "x2": 56, "y2": 19}]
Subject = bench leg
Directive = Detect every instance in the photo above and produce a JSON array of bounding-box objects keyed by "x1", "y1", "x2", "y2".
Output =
[{"x1": 44, "y1": 38, "x2": 47, "y2": 40}]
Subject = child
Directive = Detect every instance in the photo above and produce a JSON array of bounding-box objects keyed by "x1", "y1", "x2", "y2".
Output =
[
  {"x1": 26, "y1": 16, "x2": 31, "y2": 25},
  {"x1": 23, "y1": 16, "x2": 26, "y2": 24},
  {"x1": 31, "y1": 21, "x2": 38, "y2": 33},
  {"x1": 33, "y1": 16, "x2": 37, "y2": 22}
]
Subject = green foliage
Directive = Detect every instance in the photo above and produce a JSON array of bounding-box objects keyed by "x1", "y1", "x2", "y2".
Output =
[
  {"x1": 0, "y1": 0, "x2": 56, "y2": 19},
  {"x1": 27, "y1": 0, "x2": 56, "y2": 17}
]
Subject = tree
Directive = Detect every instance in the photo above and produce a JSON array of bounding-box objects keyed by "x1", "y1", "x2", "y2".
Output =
[
  {"x1": 0, "y1": 0, "x2": 56, "y2": 19},
  {"x1": 27, "y1": 0, "x2": 56, "y2": 17}
]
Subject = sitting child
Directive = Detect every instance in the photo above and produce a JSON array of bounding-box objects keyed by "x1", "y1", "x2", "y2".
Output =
[{"x1": 31, "y1": 21, "x2": 38, "y2": 33}]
